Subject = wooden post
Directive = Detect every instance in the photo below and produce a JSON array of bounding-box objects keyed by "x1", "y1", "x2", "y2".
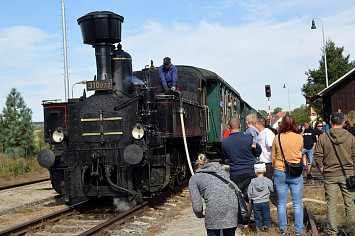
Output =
[{"x1": 1, "y1": 144, "x2": 3, "y2": 154}]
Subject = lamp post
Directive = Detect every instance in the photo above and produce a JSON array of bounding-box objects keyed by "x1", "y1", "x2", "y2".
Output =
[
  {"x1": 311, "y1": 18, "x2": 328, "y2": 87},
  {"x1": 283, "y1": 83, "x2": 291, "y2": 116}
]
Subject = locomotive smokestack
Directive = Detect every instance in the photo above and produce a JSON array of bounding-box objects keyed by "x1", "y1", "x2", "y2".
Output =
[{"x1": 77, "y1": 11, "x2": 124, "y2": 81}]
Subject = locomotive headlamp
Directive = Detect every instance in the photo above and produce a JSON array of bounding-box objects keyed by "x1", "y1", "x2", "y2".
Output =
[
  {"x1": 132, "y1": 123, "x2": 144, "y2": 139},
  {"x1": 52, "y1": 128, "x2": 65, "y2": 143}
]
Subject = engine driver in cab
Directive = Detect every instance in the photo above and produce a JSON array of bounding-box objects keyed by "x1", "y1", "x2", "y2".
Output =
[{"x1": 158, "y1": 57, "x2": 178, "y2": 93}]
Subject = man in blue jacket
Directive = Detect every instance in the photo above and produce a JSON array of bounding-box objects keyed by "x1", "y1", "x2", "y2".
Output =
[
  {"x1": 222, "y1": 118, "x2": 262, "y2": 225},
  {"x1": 158, "y1": 57, "x2": 178, "y2": 92}
]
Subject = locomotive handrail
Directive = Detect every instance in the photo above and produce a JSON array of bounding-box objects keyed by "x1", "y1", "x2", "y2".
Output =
[
  {"x1": 155, "y1": 94, "x2": 199, "y2": 106},
  {"x1": 203, "y1": 105, "x2": 210, "y2": 133}
]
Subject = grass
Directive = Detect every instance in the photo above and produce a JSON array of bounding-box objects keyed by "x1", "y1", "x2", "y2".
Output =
[
  {"x1": 0, "y1": 153, "x2": 45, "y2": 178},
  {"x1": 13, "y1": 208, "x2": 37, "y2": 214},
  {"x1": 304, "y1": 186, "x2": 350, "y2": 234}
]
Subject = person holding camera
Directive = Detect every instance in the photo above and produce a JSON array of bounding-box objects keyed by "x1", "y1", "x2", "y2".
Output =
[
  {"x1": 189, "y1": 154, "x2": 239, "y2": 236},
  {"x1": 314, "y1": 112, "x2": 355, "y2": 236}
]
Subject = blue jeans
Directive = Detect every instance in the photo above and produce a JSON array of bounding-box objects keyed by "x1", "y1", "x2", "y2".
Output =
[
  {"x1": 302, "y1": 148, "x2": 314, "y2": 165},
  {"x1": 274, "y1": 169, "x2": 304, "y2": 233},
  {"x1": 253, "y1": 201, "x2": 271, "y2": 231}
]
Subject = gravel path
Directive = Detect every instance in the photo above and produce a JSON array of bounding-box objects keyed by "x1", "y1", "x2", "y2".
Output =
[
  {"x1": 0, "y1": 181, "x2": 58, "y2": 216},
  {"x1": 0, "y1": 181, "x2": 66, "y2": 231},
  {"x1": 156, "y1": 204, "x2": 207, "y2": 236},
  {"x1": 156, "y1": 201, "x2": 244, "y2": 236}
]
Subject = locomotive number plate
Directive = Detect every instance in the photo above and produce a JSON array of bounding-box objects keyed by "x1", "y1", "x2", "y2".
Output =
[{"x1": 86, "y1": 79, "x2": 112, "y2": 91}]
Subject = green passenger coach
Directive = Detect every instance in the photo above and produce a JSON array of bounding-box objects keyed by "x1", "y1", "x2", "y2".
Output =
[{"x1": 176, "y1": 66, "x2": 265, "y2": 159}]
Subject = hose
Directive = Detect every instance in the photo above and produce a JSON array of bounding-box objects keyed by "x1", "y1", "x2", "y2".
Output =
[
  {"x1": 180, "y1": 113, "x2": 194, "y2": 176},
  {"x1": 176, "y1": 90, "x2": 194, "y2": 176}
]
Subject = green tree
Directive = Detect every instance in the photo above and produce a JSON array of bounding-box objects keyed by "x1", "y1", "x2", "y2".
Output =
[
  {"x1": 292, "y1": 105, "x2": 310, "y2": 127},
  {"x1": 0, "y1": 88, "x2": 37, "y2": 156},
  {"x1": 272, "y1": 107, "x2": 282, "y2": 115},
  {"x1": 302, "y1": 40, "x2": 355, "y2": 117},
  {"x1": 258, "y1": 110, "x2": 268, "y2": 119}
]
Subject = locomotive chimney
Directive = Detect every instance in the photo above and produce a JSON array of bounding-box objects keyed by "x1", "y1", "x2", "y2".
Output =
[{"x1": 77, "y1": 11, "x2": 124, "y2": 81}]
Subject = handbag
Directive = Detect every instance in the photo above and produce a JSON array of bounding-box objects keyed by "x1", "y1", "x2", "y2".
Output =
[
  {"x1": 326, "y1": 133, "x2": 355, "y2": 189},
  {"x1": 205, "y1": 172, "x2": 249, "y2": 225},
  {"x1": 278, "y1": 134, "x2": 303, "y2": 176}
]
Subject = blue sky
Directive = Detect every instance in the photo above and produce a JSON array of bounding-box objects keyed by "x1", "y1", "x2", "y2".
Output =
[{"x1": 1, "y1": 0, "x2": 355, "y2": 121}]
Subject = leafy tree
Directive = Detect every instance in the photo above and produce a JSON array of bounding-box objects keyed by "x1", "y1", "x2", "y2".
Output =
[
  {"x1": 272, "y1": 107, "x2": 283, "y2": 115},
  {"x1": 292, "y1": 105, "x2": 310, "y2": 127},
  {"x1": 302, "y1": 40, "x2": 355, "y2": 117},
  {"x1": 0, "y1": 88, "x2": 37, "y2": 156},
  {"x1": 258, "y1": 110, "x2": 268, "y2": 119}
]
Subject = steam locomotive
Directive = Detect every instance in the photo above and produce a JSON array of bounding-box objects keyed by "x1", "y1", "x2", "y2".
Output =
[{"x1": 38, "y1": 11, "x2": 264, "y2": 204}]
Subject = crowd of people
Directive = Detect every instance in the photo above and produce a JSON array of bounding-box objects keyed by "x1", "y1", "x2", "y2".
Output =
[{"x1": 189, "y1": 112, "x2": 355, "y2": 236}]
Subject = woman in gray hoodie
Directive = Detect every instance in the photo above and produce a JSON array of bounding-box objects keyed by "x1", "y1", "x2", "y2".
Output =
[{"x1": 188, "y1": 155, "x2": 239, "y2": 236}]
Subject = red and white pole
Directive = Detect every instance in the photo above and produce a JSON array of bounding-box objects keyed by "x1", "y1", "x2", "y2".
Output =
[{"x1": 267, "y1": 97, "x2": 271, "y2": 119}]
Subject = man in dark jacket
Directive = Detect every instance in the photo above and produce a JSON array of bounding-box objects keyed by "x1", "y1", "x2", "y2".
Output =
[
  {"x1": 314, "y1": 112, "x2": 355, "y2": 235},
  {"x1": 222, "y1": 118, "x2": 262, "y2": 224},
  {"x1": 301, "y1": 120, "x2": 317, "y2": 180}
]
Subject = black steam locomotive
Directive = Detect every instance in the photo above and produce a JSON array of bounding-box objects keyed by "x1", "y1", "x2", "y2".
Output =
[{"x1": 38, "y1": 11, "x2": 207, "y2": 203}]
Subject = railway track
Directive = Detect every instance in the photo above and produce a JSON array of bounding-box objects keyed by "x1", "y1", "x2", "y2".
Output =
[
  {"x1": 0, "y1": 169, "x2": 340, "y2": 236},
  {"x1": 0, "y1": 182, "x2": 188, "y2": 236},
  {"x1": 0, "y1": 178, "x2": 51, "y2": 191},
  {"x1": 303, "y1": 169, "x2": 323, "y2": 236}
]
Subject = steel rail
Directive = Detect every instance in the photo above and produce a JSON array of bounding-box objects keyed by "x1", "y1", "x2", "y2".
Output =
[
  {"x1": 302, "y1": 168, "x2": 322, "y2": 235},
  {"x1": 0, "y1": 178, "x2": 51, "y2": 191},
  {"x1": 304, "y1": 201, "x2": 319, "y2": 236},
  {"x1": 0, "y1": 183, "x2": 187, "y2": 235},
  {"x1": 0, "y1": 200, "x2": 87, "y2": 236},
  {"x1": 79, "y1": 182, "x2": 188, "y2": 236}
]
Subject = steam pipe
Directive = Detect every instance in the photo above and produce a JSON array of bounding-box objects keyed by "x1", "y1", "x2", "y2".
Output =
[
  {"x1": 104, "y1": 166, "x2": 142, "y2": 202},
  {"x1": 93, "y1": 43, "x2": 113, "y2": 81},
  {"x1": 81, "y1": 165, "x2": 89, "y2": 186}
]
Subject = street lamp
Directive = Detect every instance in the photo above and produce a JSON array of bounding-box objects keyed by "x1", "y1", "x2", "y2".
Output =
[
  {"x1": 283, "y1": 83, "x2": 291, "y2": 116},
  {"x1": 311, "y1": 18, "x2": 329, "y2": 87}
]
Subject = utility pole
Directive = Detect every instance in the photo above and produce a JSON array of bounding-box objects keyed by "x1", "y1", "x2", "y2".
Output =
[{"x1": 61, "y1": 0, "x2": 69, "y2": 101}]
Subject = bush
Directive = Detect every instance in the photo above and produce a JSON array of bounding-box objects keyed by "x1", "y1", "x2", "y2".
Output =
[{"x1": 0, "y1": 153, "x2": 45, "y2": 178}]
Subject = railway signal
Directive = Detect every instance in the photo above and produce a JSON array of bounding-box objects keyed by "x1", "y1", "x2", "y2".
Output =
[{"x1": 265, "y1": 85, "x2": 271, "y2": 98}]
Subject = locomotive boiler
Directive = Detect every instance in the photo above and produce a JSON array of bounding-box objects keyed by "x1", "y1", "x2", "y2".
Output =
[{"x1": 37, "y1": 11, "x2": 207, "y2": 203}]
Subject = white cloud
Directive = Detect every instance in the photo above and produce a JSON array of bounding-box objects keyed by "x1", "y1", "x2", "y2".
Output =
[
  {"x1": 2, "y1": 3, "x2": 355, "y2": 121},
  {"x1": 121, "y1": 10, "x2": 355, "y2": 114}
]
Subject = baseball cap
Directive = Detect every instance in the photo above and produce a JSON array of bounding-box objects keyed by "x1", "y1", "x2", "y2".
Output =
[
  {"x1": 317, "y1": 123, "x2": 323, "y2": 127},
  {"x1": 254, "y1": 163, "x2": 266, "y2": 173},
  {"x1": 163, "y1": 57, "x2": 171, "y2": 65}
]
